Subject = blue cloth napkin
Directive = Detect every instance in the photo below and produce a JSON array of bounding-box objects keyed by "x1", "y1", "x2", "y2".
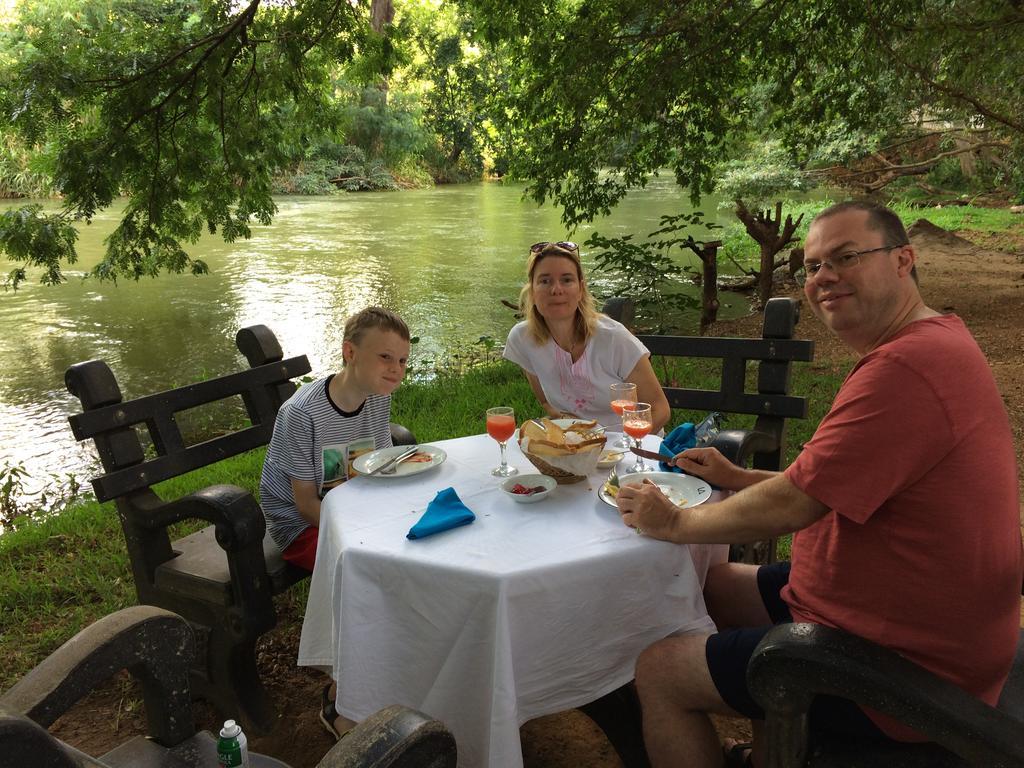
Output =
[
  {"x1": 407, "y1": 487, "x2": 476, "y2": 540},
  {"x1": 658, "y1": 422, "x2": 696, "y2": 473}
]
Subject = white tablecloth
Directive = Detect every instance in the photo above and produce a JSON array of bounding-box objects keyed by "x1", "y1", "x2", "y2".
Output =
[{"x1": 298, "y1": 433, "x2": 726, "y2": 768}]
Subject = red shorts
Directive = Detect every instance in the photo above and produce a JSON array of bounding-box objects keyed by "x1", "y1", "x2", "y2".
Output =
[{"x1": 282, "y1": 526, "x2": 319, "y2": 572}]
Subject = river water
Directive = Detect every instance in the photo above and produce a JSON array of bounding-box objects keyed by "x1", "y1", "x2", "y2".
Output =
[{"x1": 1, "y1": 179, "x2": 744, "y2": 503}]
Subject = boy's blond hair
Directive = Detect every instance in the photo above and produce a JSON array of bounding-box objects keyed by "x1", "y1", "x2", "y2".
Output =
[{"x1": 343, "y1": 306, "x2": 410, "y2": 347}]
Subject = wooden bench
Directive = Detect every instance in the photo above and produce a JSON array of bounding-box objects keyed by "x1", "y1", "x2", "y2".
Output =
[
  {"x1": 63, "y1": 325, "x2": 412, "y2": 732},
  {"x1": 0, "y1": 606, "x2": 457, "y2": 768},
  {"x1": 635, "y1": 295, "x2": 815, "y2": 563},
  {"x1": 748, "y1": 582, "x2": 1024, "y2": 767}
]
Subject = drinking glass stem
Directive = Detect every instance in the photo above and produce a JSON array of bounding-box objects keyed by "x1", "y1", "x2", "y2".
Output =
[
  {"x1": 633, "y1": 435, "x2": 645, "y2": 471},
  {"x1": 499, "y1": 441, "x2": 509, "y2": 471}
]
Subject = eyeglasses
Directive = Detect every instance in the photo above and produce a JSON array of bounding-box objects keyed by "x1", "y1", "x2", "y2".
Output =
[
  {"x1": 796, "y1": 244, "x2": 907, "y2": 285},
  {"x1": 530, "y1": 241, "x2": 578, "y2": 254}
]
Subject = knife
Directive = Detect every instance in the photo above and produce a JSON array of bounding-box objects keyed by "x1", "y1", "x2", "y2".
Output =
[
  {"x1": 368, "y1": 445, "x2": 419, "y2": 476},
  {"x1": 629, "y1": 445, "x2": 669, "y2": 461}
]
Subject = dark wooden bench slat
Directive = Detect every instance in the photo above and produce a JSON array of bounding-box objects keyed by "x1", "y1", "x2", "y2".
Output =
[
  {"x1": 149, "y1": 413, "x2": 186, "y2": 455},
  {"x1": 637, "y1": 335, "x2": 814, "y2": 362},
  {"x1": 90, "y1": 424, "x2": 272, "y2": 503},
  {"x1": 661, "y1": 388, "x2": 808, "y2": 419},
  {"x1": 68, "y1": 356, "x2": 310, "y2": 441}
]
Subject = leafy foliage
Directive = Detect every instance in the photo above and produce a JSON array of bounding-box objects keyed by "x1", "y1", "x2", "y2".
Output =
[
  {"x1": 714, "y1": 140, "x2": 808, "y2": 209},
  {"x1": 272, "y1": 142, "x2": 400, "y2": 194},
  {"x1": 0, "y1": 135, "x2": 54, "y2": 199},
  {"x1": 466, "y1": 0, "x2": 757, "y2": 224},
  {"x1": 464, "y1": 0, "x2": 1024, "y2": 222},
  {"x1": 1, "y1": 204, "x2": 79, "y2": 288},
  {"x1": 2, "y1": 0, "x2": 1022, "y2": 287},
  {"x1": 586, "y1": 212, "x2": 723, "y2": 333},
  {"x1": 0, "y1": 0, "x2": 373, "y2": 286}
]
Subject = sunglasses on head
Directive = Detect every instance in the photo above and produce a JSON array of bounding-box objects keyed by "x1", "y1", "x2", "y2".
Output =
[{"x1": 530, "y1": 241, "x2": 578, "y2": 254}]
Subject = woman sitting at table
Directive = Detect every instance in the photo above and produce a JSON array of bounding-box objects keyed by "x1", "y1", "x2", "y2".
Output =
[{"x1": 503, "y1": 240, "x2": 670, "y2": 433}]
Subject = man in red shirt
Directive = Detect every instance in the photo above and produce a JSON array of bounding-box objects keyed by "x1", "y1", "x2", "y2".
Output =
[{"x1": 617, "y1": 201, "x2": 1022, "y2": 768}]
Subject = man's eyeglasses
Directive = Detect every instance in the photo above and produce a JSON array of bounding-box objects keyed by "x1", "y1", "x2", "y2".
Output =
[
  {"x1": 530, "y1": 241, "x2": 578, "y2": 254},
  {"x1": 796, "y1": 244, "x2": 907, "y2": 285}
]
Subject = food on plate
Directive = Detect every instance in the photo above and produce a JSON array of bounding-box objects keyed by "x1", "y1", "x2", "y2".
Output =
[
  {"x1": 602, "y1": 472, "x2": 620, "y2": 499},
  {"x1": 509, "y1": 483, "x2": 548, "y2": 495},
  {"x1": 406, "y1": 452, "x2": 434, "y2": 463},
  {"x1": 601, "y1": 475, "x2": 691, "y2": 508}
]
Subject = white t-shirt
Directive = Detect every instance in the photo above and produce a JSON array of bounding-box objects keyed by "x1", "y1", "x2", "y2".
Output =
[{"x1": 503, "y1": 315, "x2": 650, "y2": 430}]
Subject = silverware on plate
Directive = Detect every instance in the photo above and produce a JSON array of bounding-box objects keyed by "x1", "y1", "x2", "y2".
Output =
[{"x1": 369, "y1": 445, "x2": 419, "y2": 476}]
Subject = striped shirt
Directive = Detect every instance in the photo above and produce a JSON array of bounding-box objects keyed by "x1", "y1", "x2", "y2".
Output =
[{"x1": 260, "y1": 375, "x2": 393, "y2": 550}]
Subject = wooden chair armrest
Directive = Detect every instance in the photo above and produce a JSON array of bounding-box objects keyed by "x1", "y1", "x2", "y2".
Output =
[
  {"x1": 135, "y1": 485, "x2": 265, "y2": 549},
  {"x1": 0, "y1": 606, "x2": 194, "y2": 747},
  {"x1": 0, "y1": 711, "x2": 81, "y2": 768},
  {"x1": 134, "y1": 486, "x2": 275, "y2": 626},
  {"x1": 708, "y1": 429, "x2": 778, "y2": 467},
  {"x1": 748, "y1": 623, "x2": 1024, "y2": 768},
  {"x1": 317, "y1": 704, "x2": 456, "y2": 768}
]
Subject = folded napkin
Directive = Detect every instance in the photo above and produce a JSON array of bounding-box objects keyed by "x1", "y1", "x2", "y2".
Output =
[
  {"x1": 658, "y1": 422, "x2": 696, "y2": 473},
  {"x1": 407, "y1": 487, "x2": 476, "y2": 540}
]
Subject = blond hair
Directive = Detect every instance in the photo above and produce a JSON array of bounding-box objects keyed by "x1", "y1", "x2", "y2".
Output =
[
  {"x1": 519, "y1": 243, "x2": 600, "y2": 346},
  {"x1": 343, "y1": 306, "x2": 410, "y2": 347}
]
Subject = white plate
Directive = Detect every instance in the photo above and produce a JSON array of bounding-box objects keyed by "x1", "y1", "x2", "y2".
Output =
[
  {"x1": 598, "y1": 471, "x2": 712, "y2": 509},
  {"x1": 353, "y1": 445, "x2": 447, "y2": 478}
]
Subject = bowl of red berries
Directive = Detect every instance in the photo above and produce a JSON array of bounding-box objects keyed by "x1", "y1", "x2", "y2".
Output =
[{"x1": 501, "y1": 474, "x2": 557, "y2": 504}]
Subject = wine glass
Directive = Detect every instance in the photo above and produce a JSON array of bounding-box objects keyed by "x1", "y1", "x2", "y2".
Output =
[
  {"x1": 609, "y1": 382, "x2": 638, "y2": 449},
  {"x1": 486, "y1": 406, "x2": 519, "y2": 477},
  {"x1": 622, "y1": 402, "x2": 653, "y2": 473}
]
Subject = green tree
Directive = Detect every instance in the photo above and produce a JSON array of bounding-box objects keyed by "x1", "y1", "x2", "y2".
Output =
[
  {"x1": 464, "y1": 0, "x2": 1024, "y2": 224},
  {"x1": 0, "y1": 0, "x2": 381, "y2": 287},
  {"x1": 402, "y1": 1, "x2": 512, "y2": 181},
  {"x1": 3, "y1": 0, "x2": 1022, "y2": 288}
]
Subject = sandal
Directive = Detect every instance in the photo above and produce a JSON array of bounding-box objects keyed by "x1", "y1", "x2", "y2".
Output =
[
  {"x1": 723, "y1": 741, "x2": 753, "y2": 768},
  {"x1": 319, "y1": 683, "x2": 342, "y2": 741}
]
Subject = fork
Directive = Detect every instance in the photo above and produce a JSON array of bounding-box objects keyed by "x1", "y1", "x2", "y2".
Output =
[{"x1": 381, "y1": 446, "x2": 419, "y2": 474}]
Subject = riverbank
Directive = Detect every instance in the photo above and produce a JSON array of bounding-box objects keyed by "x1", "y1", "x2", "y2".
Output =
[{"x1": 2, "y1": 211, "x2": 1022, "y2": 766}]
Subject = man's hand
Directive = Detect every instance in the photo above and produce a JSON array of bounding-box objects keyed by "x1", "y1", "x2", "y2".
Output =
[
  {"x1": 672, "y1": 447, "x2": 775, "y2": 491},
  {"x1": 616, "y1": 479, "x2": 683, "y2": 542}
]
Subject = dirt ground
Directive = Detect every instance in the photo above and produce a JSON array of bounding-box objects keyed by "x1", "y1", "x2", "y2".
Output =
[{"x1": 47, "y1": 216, "x2": 1024, "y2": 766}]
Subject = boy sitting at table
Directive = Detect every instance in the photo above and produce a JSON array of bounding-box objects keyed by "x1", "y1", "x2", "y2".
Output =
[
  {"x1": 260, "y1": 306, "x2": 411, "y2": 572},
  {"x1": 261, "y1": 306, "x2": 411, "y2": 741}
]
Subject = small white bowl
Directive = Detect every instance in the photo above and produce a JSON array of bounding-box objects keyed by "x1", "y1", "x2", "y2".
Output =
[
  {"x1": 501, "y1": 474, "x2": 557, "y2": 504},
  {"x1": 596, "y1": 449, "x2": 626, "y2": 469}
]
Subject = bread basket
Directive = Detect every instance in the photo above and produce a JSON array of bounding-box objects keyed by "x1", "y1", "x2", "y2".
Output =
[{"x1": 518, "y1": 419, "x2": 607, "y2": 484}]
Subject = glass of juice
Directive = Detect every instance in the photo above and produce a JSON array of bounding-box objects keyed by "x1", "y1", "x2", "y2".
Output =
[
  {"x1": 486, "y1": 406, "x2": 519, "y2": 477},
  {"x1": 609, "y1": 382, "x2": 638, "y2": 448},
  {"x1": 622, "y1": 402, "x2": 653, "y2": 473}
]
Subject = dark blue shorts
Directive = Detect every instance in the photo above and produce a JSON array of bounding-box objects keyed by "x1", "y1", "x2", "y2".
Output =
[{"x1": 705, "y1": 561, "x2": 897, "y2": 743}]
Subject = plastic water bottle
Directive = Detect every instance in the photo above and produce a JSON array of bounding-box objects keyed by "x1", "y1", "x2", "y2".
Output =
[
  {"x1": 217, "y1": 720, "x2": 249, "y2": 767},
  {"x1": 694, "y1": 412, "x2": 722, "y2": 446}
]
